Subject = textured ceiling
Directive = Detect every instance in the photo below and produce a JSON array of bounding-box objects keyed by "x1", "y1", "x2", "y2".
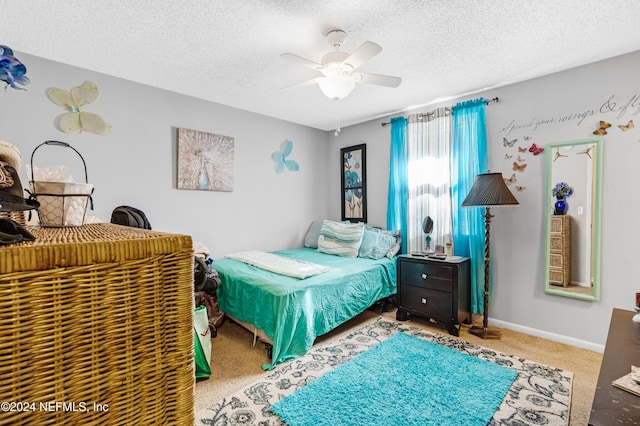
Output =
[{"x1": 2, "y1": 0, "x2": 640, "y2": 131}]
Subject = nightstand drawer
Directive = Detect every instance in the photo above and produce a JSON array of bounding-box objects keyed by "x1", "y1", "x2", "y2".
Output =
[
  {"x1": 399, "y1": 261, "x2": 453, "y2": 292},
  {"x1": 401, "y1": 286, "x2": 451, "y2": 320}
]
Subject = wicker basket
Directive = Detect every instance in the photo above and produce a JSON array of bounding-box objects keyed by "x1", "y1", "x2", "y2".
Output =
[
  {"x1": 28, "y1": 141, "x2": 94, "y2": 227},
  {"x1": 0, "y1": 210, "x2": 26, "y2": 226},
  {"x1": 0, "y1": 223, "x2": 194, "y2": 425}
]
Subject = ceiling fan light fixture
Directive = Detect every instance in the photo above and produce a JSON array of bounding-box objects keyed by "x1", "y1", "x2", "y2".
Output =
[
  {"x1": 318, "y1": 74, "x2": 355, "y2": 101},
  {"x1": 281, "y1": 28, "x2": 401, "y2": 101}
]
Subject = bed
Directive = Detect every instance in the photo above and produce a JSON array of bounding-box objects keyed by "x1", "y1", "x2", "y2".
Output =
[{"x1": 215, "y1": 221, "x2": 398, "y2": 369}]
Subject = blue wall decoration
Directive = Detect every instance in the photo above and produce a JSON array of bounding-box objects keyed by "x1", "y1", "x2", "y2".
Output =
[{"x1": 272, "y1": 140, "x2": 299, "y2": 173}]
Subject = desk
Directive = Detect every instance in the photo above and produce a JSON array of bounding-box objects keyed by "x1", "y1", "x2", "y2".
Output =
[
  {"x1": 0, "y1": 224, "x2": 194, "y2": 426},
  {"x1": 589, "y1": 308, "x2": 640, "y2": 425}
]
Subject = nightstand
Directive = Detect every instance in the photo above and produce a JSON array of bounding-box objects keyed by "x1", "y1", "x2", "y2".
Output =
[{"x1": 396, "y1": 254, "x2": 471, "y2": 336}]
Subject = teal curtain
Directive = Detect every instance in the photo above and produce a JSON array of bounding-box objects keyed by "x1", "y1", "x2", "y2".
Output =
[
  {"x1": 386, "y1": 116, "x2": 408, "y2": 254},
  {"x1": 451, "y1": 99, "x2": 488, "y2": 314}
]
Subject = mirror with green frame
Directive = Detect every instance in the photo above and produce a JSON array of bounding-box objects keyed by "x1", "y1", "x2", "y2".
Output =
[{"x1": 544, "y1": 137, "x2": 603, "y2": 301}]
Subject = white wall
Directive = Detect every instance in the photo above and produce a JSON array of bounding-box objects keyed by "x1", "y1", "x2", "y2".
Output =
[
  {"x1": 330, "y1": 50, "x2": 640, "y2": 349},
  {"x1": 0, "y1": 53, "x2": 329, "y2": 258},
  {"x1": 4, "y1": 49, "x2": 639, "y2": 350}
]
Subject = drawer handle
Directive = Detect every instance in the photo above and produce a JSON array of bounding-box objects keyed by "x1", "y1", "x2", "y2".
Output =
[{"x1": 421, "y1": 273, "x2": 429, "y2": 280}]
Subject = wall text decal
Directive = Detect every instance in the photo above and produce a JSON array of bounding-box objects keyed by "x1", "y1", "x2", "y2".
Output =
[{"x1": 502, "y1": 94, "x2": 640, "y2": 136}]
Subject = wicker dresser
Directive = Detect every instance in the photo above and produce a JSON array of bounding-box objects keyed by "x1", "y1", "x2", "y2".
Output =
[
  {"x1": 549, "y1": 215, "x2": 571, "y2": 287},
  {"x1": 0, "y1": 223, "x2": 194, "y2": 426}
]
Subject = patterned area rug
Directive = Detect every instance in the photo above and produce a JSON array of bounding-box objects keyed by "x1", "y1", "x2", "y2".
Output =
[{"x1": 195, "y1": 318, "x2": 573, "y2": 426}]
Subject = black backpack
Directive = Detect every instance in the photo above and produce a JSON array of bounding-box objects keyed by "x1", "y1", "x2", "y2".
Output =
[
  {"x1": 194, "y1": 256, "x2": 224, "y2": 336},
  {"x1": 110, "y1": 205, "x2": 152, "y2": 229},
  {"x1": 194, "y1": 256, "x2": 221, "y2": 295}
]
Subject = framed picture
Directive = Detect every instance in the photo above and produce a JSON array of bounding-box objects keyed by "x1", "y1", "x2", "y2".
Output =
[
  {"x1": 177, "y1": 127, "x2": 234, "y2": 191},
  {"x1": 341, "y1": 144, "x2": 367, "y2": 223}
]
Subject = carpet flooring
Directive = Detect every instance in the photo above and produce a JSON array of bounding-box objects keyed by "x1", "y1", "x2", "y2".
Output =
[
  {"x1": 194, "y1": 309, "x2": 602, "y2": 425},
  {"x1": 196, "y1": 316, "x2": 574, "y2": 425}
]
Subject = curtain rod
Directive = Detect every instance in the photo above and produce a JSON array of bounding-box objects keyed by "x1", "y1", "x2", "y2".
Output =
[{"x1": 380, "y1": 97, "x2": 499, "y2": 127}]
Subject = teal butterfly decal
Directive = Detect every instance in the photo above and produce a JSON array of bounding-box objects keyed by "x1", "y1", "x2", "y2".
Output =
[{"x1": 272, "y1": 140, "x2": 299, "y2": 173}]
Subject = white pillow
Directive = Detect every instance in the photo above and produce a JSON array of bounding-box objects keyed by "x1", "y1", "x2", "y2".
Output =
[{"x1": 317, "y1": 220, "x2": 364, "y2": 258}]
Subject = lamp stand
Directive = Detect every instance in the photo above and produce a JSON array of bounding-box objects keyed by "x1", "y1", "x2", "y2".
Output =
[{"x1": 469, "y1": 207, "x2": 502, "y2": 339}]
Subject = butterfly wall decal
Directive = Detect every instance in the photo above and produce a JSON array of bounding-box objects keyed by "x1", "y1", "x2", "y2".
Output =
[
  {"x1": 516, "y1": 186, "x2": 526, "y2": 192},
  {"x1": 593, "y1": 120, "x2": 611, "y2": 135},
  {"x1": 504, "y1": 154, "x2": 513, "y2": 160},
  {"x1": 272, "y1": 140, "x2": 299, "y2": 173},
  {"x1": 503, "y1": 137, "x2": 517, "y2": 147},
  {"x1": 47, "y1": 80, "x2": 111, "y2": 135},
  {"x1": 618, "y1": 120, "x2": 634, "y2": 132},
  {"x1": 528, "y1": 143, "x2": 544, "y2": 155},
  {"x1": 512, "y1": 161, "x2": 527, "y2": 172},
  {"x1": 518, "y1": 146, "x2": 527, "y2": 153},
  {"x1": 516, "y1": 155, "x2": 526, "y2": 164},
  {"x1": 503, "y1": 173, "x2": 516, "y2": 186}
]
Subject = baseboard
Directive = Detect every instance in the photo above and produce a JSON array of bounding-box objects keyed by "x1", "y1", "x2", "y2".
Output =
[{"x1": 489, "y1": 318, "x2": 605, "y2": 353}]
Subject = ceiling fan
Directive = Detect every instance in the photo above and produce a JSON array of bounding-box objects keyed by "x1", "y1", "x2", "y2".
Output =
[{"x1": 281, "y1": 29, "x2": 402, "y2": 101}]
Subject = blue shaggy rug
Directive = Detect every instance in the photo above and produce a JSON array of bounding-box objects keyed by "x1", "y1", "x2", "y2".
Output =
[{"x1": 270, "y1": 332, "x2": 518, "y2": 426}]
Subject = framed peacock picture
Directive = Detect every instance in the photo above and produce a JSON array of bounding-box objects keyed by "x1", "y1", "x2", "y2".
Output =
[{"x1": 177, "y1": 127, "x2": 234, "y2": 191}]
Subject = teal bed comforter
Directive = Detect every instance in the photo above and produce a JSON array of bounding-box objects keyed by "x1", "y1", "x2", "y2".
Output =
[{"x1": 215, "y1": 248, "x2": 396, "y2": 369}]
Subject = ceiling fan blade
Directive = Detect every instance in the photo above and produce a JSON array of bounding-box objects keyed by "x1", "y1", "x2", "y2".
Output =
[
  {"x1": 344, "y1": 41, "x2": 382, "y2": 70},
  {"x1": 357, "y1": 72, "x2": 402, "y2": 88},
  {"x1": 280, "y1": 53, "x2": 324, "y2": 71},
  {"x1": 281, "y1": 78, "x2": 322, "y2": 91}
]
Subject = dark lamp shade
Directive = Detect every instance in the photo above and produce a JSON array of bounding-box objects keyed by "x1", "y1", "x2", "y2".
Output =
[{"x1": 461, "y1": 173, "x2": 519, "y2": 207}]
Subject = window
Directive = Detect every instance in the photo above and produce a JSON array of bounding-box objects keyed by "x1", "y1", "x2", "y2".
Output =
[{"x1": 406, "y1": 108, "x2": 452, "y2": 253}]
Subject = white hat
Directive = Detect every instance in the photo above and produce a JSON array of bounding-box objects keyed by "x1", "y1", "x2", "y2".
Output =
[{"x1": 0, "y1": 140, "x2": 21, "y2": 170}]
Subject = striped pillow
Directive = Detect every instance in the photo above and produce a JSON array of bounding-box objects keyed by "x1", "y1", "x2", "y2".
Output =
[{"x1": 317, "y1": 220, "x2": 365, "y2": 258}]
